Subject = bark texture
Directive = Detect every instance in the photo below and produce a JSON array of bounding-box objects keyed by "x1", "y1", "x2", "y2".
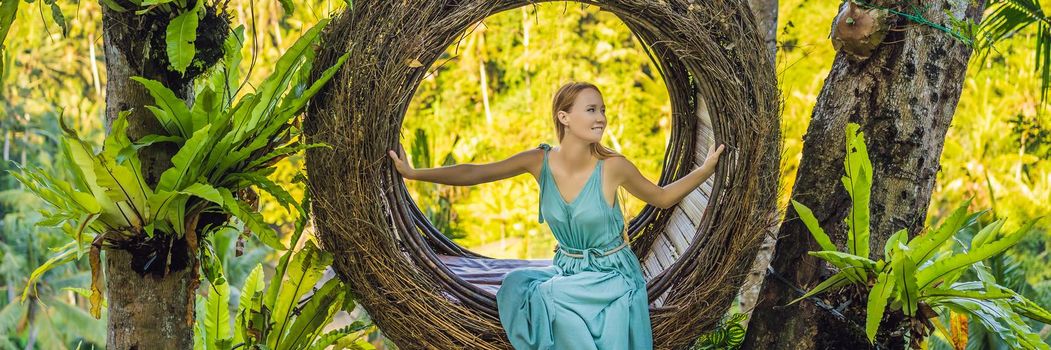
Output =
[
  {"x1": 738, "y1": 0, "x2": 780, "y2": 323},
  {"x1": 105, "y1": 247, "x2": 195, "y2": 349},
  {"x1": 100, "y1": 7, "x2": 207, "y2": 349},
  {"x1": 747, "y1": 0, "x2": 779, "y2": 64},
  {"x1": 743, "y1": 1, "x2": 987, "y2": 348}
]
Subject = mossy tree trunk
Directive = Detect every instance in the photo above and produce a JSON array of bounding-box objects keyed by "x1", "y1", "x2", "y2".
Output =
[
  {"x1": 101, "y1": 8, "x2": 195, "y2": 349},
  {"x1": 100, "y1": 5, "x2": 226, "y2": 349},
  {"x1": 743, "y1": 0, "x2": 987, "y2": 348}
]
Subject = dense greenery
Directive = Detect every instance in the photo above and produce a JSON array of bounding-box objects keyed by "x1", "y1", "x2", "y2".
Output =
[
  {"x1": 9, "y1": 17, "x2": 347, "y2": 321},
  {"x1": 791, "y1": 123, "x2": 1050, "y2": 348},
  {"x1": 0, "y1": 0, "x2": 1047, "y2": 348},
  {"x1": 194, "y1": 194, "x2": 376, "y2": 350}
]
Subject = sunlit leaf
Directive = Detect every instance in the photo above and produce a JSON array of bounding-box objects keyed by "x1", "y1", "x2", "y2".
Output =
[{"x1": 167, "y1": 0, "x2": 203, "y2": 74}]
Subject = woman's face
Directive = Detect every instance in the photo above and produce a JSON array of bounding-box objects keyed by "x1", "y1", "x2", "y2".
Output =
[{"x1": 558, "y1": 88, "x2": 606, "y2": 143}]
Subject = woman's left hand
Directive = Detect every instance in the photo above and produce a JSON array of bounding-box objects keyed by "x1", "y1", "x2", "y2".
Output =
[{"x1": 702, "y1": 143, "x2": 725, "y2": 170}]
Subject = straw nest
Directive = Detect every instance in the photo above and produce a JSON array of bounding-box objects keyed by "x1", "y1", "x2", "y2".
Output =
[{"x1": 304, "y1": 0, "x2": 782, "y2": 348}]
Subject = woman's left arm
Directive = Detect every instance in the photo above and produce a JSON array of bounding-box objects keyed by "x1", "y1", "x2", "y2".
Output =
[{"x1": 615, "y1": 143, "x2": 724, "y2": 209}]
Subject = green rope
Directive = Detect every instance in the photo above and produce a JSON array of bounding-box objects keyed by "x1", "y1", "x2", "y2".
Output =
[{"x1": 851, "y1": 0, "x2": 976, "y2": 47}]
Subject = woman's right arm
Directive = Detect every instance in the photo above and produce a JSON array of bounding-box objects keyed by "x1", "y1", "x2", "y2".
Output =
[{"x1": 388, "y1": 146, "x2": 540, "y2": 186}]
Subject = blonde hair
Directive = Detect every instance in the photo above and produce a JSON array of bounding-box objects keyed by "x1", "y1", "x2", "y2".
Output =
[{"x1": 550, "y1": 81, "x2": 624, "y2": 161}]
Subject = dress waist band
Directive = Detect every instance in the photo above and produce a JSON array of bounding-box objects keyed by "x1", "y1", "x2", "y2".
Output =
[{"x1": 554, "y1": 240, "x2": 630, "y2": 258}]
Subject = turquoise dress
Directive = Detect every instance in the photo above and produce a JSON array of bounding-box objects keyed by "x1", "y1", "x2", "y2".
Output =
[{"x1": 496, "y1": 143, "x2": 653, "y2": 350}]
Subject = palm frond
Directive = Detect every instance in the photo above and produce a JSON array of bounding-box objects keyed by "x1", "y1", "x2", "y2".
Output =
[{"x1": 980, "y1": 0, "x2": 1051, "y2": 104}]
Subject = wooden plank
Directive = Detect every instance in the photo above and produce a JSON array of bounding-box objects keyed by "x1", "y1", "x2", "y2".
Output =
[
  {"x1": 664, "y1": 237, "x2": 679, "y2": 261},
  {"x1": 700, "y1": 177, "x2": 714, "y2": 194},
  {"x1": 653, "y1": 238, "x2": 675, "y2": 268},
  {"x1": 667, "y1": 214, "x2": 692, "y2": 255},
  {"x1": 643, "y1": 254, "x2": 661, "y2": 278},
  {"x1": 680, "y1": 190, "x2": 703, "y2": 226},
  {"x1": 649, "y1": 237, "x2": 669, "y2": 270},
  {"x1": 696, "y1": 189, "x2": 710, "y2": 210}
]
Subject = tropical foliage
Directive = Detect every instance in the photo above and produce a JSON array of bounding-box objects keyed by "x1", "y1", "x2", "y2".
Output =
[
  {"x1": 0, "y1": 0, "x2": 1048, "y2": 348},
  {"x1": 194, "y1": 193, "x2": 377, "y2": 350},
  {"x1": 8, "y1": 17, "x2": 348, "y2": 319},
  {"x1": 691, "y1": 312, "x2": 747, "y2": 350},
  {"x1": 0, "y1": 189, "x2": 104, "y2": 349},
  {"x1": 789, "y1": 123, "x2": 1051, "y2": 348}
]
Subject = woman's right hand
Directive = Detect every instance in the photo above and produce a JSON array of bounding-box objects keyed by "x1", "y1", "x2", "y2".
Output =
[{"x1": 388, "y1": 146, "x2": 415, "y2": 179}]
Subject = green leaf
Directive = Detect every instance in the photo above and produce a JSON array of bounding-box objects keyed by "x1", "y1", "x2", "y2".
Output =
[
  {"x1": 931, "y1": 296, "x2": 1051, "y2": 350},
  {"x1": 49, "y1": 2, "x2": 67, "y2": 36},
  {"x1": 970, "y1": 216, "x2": 1007, "y2": 249},
  {"x1": 157, "y1": 125, "x2": 213, "y2": 192},
  {"x1": 130, "y1": 134, "x2": 186, "y2": 153},
  {"x1": 21, "y1": 242, "x2": 78, "y2": 302},
  {"x1": 242, "y1": 18, "x2": 332, "y2": 144},
  {"x1": 808, "y1": 250, "x2": 875, "y2": 283},
  {"x1": 234, "y1": 264, "x2": 265, "y2": 345},
  {"x1": 262, "y1": 185, "x2": 312, "y2": 313},
  {"x1": 212, "y1": 25, "x2": 245, "y2": 106},
  {"x1": 268, "y1": 240, "x2": 333, "y2": 349},
  {"x1": 191, "y1": 88, "x2": 220, "y2": 133},
  {"x1": 842, "y1": 123, "x2": 872, "y2": 259},
  {"x1": 882, "y1": 228, "x2": 908, "y2": 262},
  {"x1": 915, "y1": 220, "x2": 1033, "y2": 290},
  {"x1": 271, "y1": 52, "x2": 351, "y2": 125},
  {"x1": 920, "y1": 285, "x2": 1012, "y2": 300},
  {"x1": 204, "y1": 280, "x2": 233, "y2": 349},
  {"x1": 72, "y1": 191, "x2": 101, "y2": 214},
  {"x1": 94, "y1": 113, "x2": 150, "y2": 228},
  {"x1": 279, "y1": 277, "x2": 344, "y2": 350},
  {"x1": 980, "y1": 0, "x2": 1051, "y2": 104},
  {"x1": 231, "y1": 172, "x2": 299, "y2": 214},
  {"x1": 791, "y1": 199, "x2": 837, "y2": 252},
  {"x1": 278, "y1": 0, "x2": 294, "y2": 16},
  {"x1": 245, "y1": 142, "x2": 332, "y2": 171},
  {"x1": 180, "y1": 182, "x2": 224, "y2": 206},
  {"x1": 132, "y1": 77, "x2": 194, "y2": 137},
  {"x1": 140, "y1": 0, "x2": 174, "y2": 5},
  {"x1": 310, "y1": 321, "x2": 373, "y2": 350},
  {"x1": 787, "y1": 271, "x2": 854, "y2": 306},
  {"x1": 907, "y1": 198, "x2": 977, "y2": 264},
  {"x1": 167, "y1": 193, "x2": 190, "y2": 237},
  {"x1": 238, "y1": 264, "x2": 265, "y2": 314},
  {"x1": 166, "y1": 0, "x2": 202, "y2": 74},
  {"x1": 218, "y1": 187, "x2": 284, "y2": 251},
  {"x1": 892, "y1": 251, "x2": 918, "y2": 316},
  {"x1": 59, "y1": 133, "x2": 126, "y2": 228},
  {"x1": 1006, "y1": 288, "x2": 1051, "y2": 324},
  {"x1": 865, "y1": 270, "x2": 895, "y2": 343},
  {"x1": 99, "y1": 0, "x2": 128, "y2": 11},
  {"x1": 310, "y1": 328, "x2": 354, "y2": 350},
  {"x1": 0, "y1": 0, "x2": 21, "y2": 43}
]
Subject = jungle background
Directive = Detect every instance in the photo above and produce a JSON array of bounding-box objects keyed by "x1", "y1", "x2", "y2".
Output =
[{"x1": 0, "y1": 0, "x2": 1048, "y2": 348}]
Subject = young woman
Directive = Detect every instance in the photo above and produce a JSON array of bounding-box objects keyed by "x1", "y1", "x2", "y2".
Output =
[{"x1": 388, "y1": 81, "x2": 725, "y2": 349}]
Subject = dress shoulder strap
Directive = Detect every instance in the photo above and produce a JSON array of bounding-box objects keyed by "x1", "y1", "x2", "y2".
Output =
[{"x1": 537, "y1": 143, "x2": 551, "y2": 223}]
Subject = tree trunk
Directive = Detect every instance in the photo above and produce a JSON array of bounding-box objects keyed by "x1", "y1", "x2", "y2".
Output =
[
  {"x1": 100, "y1": 8, "x2": 200, "y2": 349},
  {"x1": 743, "y1": 1, "x2": 987, "y2": 348},
  {"x1": 746, "y1": 0, "x2": 778, "y2": 64},
  {"x1": 738, "y1": 0, "x2": 779, "y2": 324},
  {"x1": 105, "y1": 248, "x2": 196, "y2": 349}
]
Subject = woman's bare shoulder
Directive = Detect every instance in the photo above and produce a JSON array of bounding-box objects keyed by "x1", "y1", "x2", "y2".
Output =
[
  {"x1": 522, "y1": 144, "x2": 549, "y2": 178},
  {"x1": 603, "y1": 155, "x2": 637, "y2": 183}
]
